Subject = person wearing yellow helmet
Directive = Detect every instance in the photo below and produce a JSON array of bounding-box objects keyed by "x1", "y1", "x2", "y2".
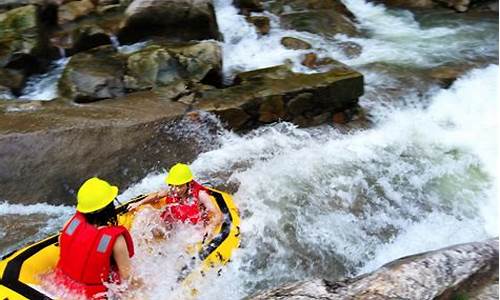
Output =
[
  {"x1": 129, "y1": 163, "x2": 222, "y2": 240},
  {"x1": 55, "y1": 177, "x2": 140, "y2": 299}
]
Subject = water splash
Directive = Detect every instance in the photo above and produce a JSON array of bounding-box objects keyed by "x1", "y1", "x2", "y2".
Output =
[
  {"x1": 19, "y1": 58, "x2": 70, "y2": 101},
  {"x1": 337, "y1": 0, "x2": 498, "y2": 66}
]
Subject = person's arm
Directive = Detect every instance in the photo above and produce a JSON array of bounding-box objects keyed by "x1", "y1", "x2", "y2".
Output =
[
  {"x1": 128, "y1": 189, "x2": 168, "y2": 211},
  {"x1": 113, "y1": 235, "x2": 132, "y2": 281},
  {"x1": 199, "y1": 191, "x2": 223, "y2": 240},
  {"x1": 113, "y1": 235, "x2": 143, "y2": 289}
]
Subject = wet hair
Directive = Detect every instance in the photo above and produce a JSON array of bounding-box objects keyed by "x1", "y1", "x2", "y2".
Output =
[{"x1": 83, "y1": 201, "x2": 118, "y2": 227}]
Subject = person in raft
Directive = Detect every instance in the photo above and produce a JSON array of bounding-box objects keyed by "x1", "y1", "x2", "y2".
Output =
[
  {"x1": 55, "y1": 177, "x2": 139, "y2": 299},
  {"x1": 128, "y1": 163, "x2": 223, "y2": 240}
]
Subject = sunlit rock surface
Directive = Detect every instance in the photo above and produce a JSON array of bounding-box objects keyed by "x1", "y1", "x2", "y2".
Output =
[
  {"x1": 194, "y1": 63, "x2": 363, "y2": 130},
  {"x1": 58, "y1": 41, "x2": 222, "y2": 102},
  {"x1": 250, "y1": 238, "x2": 499, "y2": 300},
  {"x1": 0, "y1": 92, "x2": 192, "y2": 204},
  {"x1": 0, "y1": 5, "x2": 50, "y2": 68},
  {"x1": 118, "y1": 0, "x2": 220, "y2": 44}
]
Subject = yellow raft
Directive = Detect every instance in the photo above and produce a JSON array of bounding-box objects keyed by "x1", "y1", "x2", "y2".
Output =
[{"x1": 0, "y1": 188, "x2": 240, "y2": 300}]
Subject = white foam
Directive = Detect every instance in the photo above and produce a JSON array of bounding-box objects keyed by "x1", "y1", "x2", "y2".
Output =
[
  {"x1": 337, "y1": 0, "x2": 498, "y2": 67},
  {"x1": 0, "y1": 201, "x2": 73, "y2": 216},
  {"x1": 19, "y1": 58, "x2": 69, "y2": 101}
]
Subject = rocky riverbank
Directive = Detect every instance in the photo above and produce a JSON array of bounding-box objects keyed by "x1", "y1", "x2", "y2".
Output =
[{"x1": 249, "y1": 238, "x2": 499, "y2": 300}]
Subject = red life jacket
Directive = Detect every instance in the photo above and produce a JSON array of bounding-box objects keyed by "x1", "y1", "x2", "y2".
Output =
[
  {"x1": 56, "y1": 212, "x2": 134, "y2": 299},
  {"x1": 160, "y1": 181, "x2": 208, "y2": 225}
]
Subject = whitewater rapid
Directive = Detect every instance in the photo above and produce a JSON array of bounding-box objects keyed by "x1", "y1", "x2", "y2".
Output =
[{"x1": 0, "y1": 0, "x2": 497, "y2": 298}]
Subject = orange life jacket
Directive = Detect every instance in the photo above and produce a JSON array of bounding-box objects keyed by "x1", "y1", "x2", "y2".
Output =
[
  {"x1": 56, "y1": 212, "x2": 134, "y2": 299},
  {"x1": 160, "y1": 181, "x2": 208, "y2": 225}
]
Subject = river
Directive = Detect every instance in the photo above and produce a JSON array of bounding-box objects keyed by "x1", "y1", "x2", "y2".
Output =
[{"x1": 0, "y1": 0, "x2": 498, "y2": 299}]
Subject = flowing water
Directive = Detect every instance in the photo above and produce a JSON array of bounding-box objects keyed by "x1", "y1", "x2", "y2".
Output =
[{"x1": 0, "y1": 0, "x2": 498, "y2": 298}]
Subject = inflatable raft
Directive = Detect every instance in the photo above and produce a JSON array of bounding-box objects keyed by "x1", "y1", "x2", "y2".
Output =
[{"x1": 0, "y1": 188, "x2": 240, "y2": 299}]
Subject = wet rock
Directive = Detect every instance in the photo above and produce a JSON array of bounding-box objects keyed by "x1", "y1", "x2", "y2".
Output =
[
  {"x1": 58, "y1": 40, "x2": 221, "y2": 102},
  {"x1": 332, "y1": 111, "x2": 347, "y2": 124},
  {"x1": 193, "y1": 63, "x2": 363, "y2": 130},
  {"x1": 0, "y1": 5, "x2": 50, "y2": 72},
  {"x1": 336, "y1": 41, "x2": 362, "y2": 59},
  {"x1": 0, "y1": 92, "x2": 195, "y2": 205},
  {"x1": 58, "y1": 45, "x2": 126, "y2": 102},
  {"x1": 54, "y1": 24, "x2": 112, "y2": 55},
  {"x1": 486, "y1": 1, "x2": 498, "y2": 12},
  {"x1": 58, "y1": 0, "x2": 95, "y2": 25},
  {"x1": 250, "y1": 238, "x2": 499, "y2": 300},
  {"x1": 267, "y1": 0, "x2": 355, "y2": 18},
  {"x1": 378, "y1": 0, "x2": 491, "y2": 12},
  {"x1": 165, "y1": 40, "x2": 222, "y2": 86},
  {"x1": 118, "y1": 0, "x2": 220, "y2": 44},
  {"x1": 234, "y1": 0, "x2": 263, "y2": 14},
  {"x1": 233, "y1": 64, "x2": 292, "y2": 83},
  {"x1": 302, "y1": 53, "x2": 349, "y2": 69},
  {"x1": 124, "y1": 45, "x2": 181, "y2": 90},
  {"x1": 301, "y1": 52, "x2": 317, "y2": 68},
  {"x1": 258, "y1": 95, "x2": 285, "y2": 123},
  {"x1": 97, "y1": 0, "x2": 119, "y2": 5},
  {"x1": 428, "y1": 64, "x2": 473, "y2": 88},
  {"x1": 371, "y1": 0, "x2": 435, "y2": 9},
  {"x1": 0, "y1": 85, "x2": 14, "y2": 99},
  {"x1": 281, "y1": 37, "x2": 312, "y2": 50},
  {"x1": 435, "y1": 0, "x2": 471, "y2": 12},
  {"x1": 0, "y1": 68, "x2": 25, "y2": 93},
  {"x1": 124, "y1": 40, "x2": 222, "y2": 90},
  {"x1": 280, "y1": 10, "x2": 359, "y2": 38},
  {"x1": 247, "y1": 15, "x2": 270, "y2": 35},
  {"x1": 286, "y1": 92, "x2": 314, "y2": 116}
]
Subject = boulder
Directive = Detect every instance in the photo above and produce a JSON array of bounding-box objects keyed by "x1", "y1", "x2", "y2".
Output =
[
  {"x1": 434, "y1": 0, "x2": 471, "y2": 12},
  {"x1": 269, "y1": 0, "x2": 357, "y2": 20},
  {"x1": 233, "y1": 0, "x2": 263, "y2": 14},
  {"x1": 193, "y1": 63, "x2": 364, "y2": 130},
  {"x1": 280, "y1": 37, "x2": 312, "y2": 50},
  {"x1": 0, "y1": 67, "x2": 25, "y2": 93},
  {"x1": 247, "y1": 16, "x2": 270, "y2": 35},
  {"x1": 58, "y1": 0, "x2": 95, "y2": 25},
  {"x1": 124, "y1": 45, "x2": 181, "y2": 90},
  {"x1": 0, "y1": 5, "x2": 50, "y2": 72},
  {"x1": 370, "y1": 0, "x2": 435, "y2": 9},
  {"x1": 164, "y1": 40, "x2": 222, "y2": 85},
  {"x1": 280, "y1": 10, "x2": 358, "y2": 38},
  {"x1": 58, "y1": 45, "x2": 126, "y2": 102},
  {"x1": 58, "y1": 41, "x2": 222, "y2": 102},
  {"x1": 250, "y1": 238, "x2": 499, "y2": 300},
  {"x1": 51, "y1": 24, "x2": 112, "y2": 55},
  {"x1": 336, "y1": 41, "x2": 362, "y2": 59},
  {"x1": 0, "y1": 91, "x2": 196, "y2": 205},
  {"x1": 118, "y1": 0, "x2": 220, "y2": 44}
]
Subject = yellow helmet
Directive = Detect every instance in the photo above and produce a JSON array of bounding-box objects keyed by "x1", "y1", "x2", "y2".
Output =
[
  {"x1": 166, "y1": 163, "x2": 193, "y2": 186},
  {"x1": 76, "y1": 177, "x2": 118, "y2": 213}
]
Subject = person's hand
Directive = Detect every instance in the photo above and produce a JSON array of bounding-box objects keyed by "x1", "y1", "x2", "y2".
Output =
[{"x1": 128, "y1": 201, "x2": 142, "y2": 211}]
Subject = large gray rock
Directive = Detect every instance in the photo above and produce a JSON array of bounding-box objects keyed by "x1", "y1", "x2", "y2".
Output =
[
  {"x1": 125, "y1": 41, "x2": 222, "y2": 90},
  {"x1": 118, "y1": 0, "x2": 220, "y2": 44},
  {"x1": 0, "y1": 91, "x2": 194, "y2": 205},
  {"x1": 193, "y1": 63, "x2": 364, "y2": 130},
  {"x1": 58, "y1": 45, "x2": 126, "y2": 103},
  {"x1": 233, "y1": 0, "x2": 263, "y2": 14},
  {"x1": 250, "y1": 238, "x2": 499, "y2": 299},
  {"x1": 57, "y1": 0, "x2": 95, "y2": 25},
  {"x1": 0, "y1": 5, "x2": 50, "y2": 70},
  {"x1": 267, "y1": 0, "x2": 358, "y2": 37},
  {"x1": 59, "y1": 41, "x2": 222, "y2": 102},
  {"x1": 280, "y1": 10, "x2": 358, "y2": 38}
]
